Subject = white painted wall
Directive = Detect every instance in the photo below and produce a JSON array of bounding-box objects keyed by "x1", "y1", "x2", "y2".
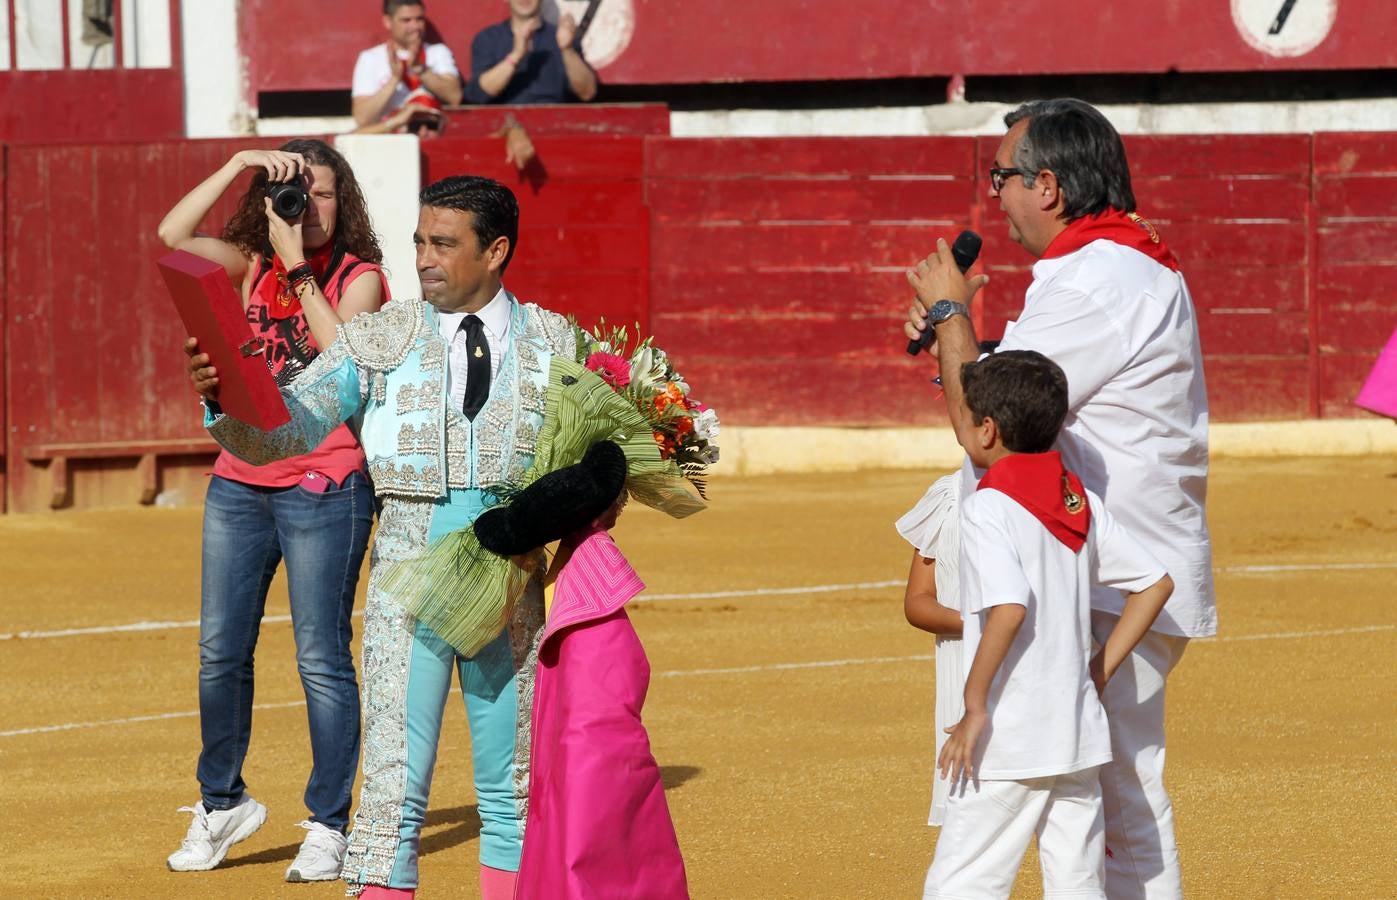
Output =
[
  {"x1": 123, "y1": 0, "x2": 172, "y2": 68},
  {"x1": 179, "y1": 0, "x2": 251, "y2": 137},
  {"x1": 333, "y1": 134, "x2": 423, "y2": 303},
  {"x1": 10, "y1": 0, "x2": 169, "y2": 71},
  {"x1": 12, "y1": 0, "x2": 64, "y2": 70},
  {"x1": 671, "y1": 99, "x2": 1397, "y2": 138}
]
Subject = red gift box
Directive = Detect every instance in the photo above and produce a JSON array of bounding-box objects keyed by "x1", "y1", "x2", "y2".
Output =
[{"x1": 157, "y1": 250, "x2": 291, "y2": 430}]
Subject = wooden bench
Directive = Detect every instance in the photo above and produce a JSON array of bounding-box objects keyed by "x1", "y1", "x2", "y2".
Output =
[{"x1": 23, "y1": 439, "x2": 220, "y2": 509}]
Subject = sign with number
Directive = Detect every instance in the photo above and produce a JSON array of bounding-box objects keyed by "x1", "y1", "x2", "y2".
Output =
[{"x1": 1231, "y1": 0, "x2": 1339, "y2": 57}]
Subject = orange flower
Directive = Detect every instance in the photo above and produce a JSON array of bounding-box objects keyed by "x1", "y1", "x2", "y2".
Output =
[
  {"x1": 653, "y1": 382, "x2": 685, "y2": 415},
  {"x1": 653, "y1": 430, "x2": 677, "y2": 459}
]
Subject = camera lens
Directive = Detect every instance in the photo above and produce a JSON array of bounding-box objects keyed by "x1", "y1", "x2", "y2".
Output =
[{"x1": 267, "y1": 181, "x2": 307, "y2": 219}]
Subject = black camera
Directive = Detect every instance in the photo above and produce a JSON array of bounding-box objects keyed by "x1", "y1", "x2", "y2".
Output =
[{"x1": 266, "y1": 179, "x2": 308, "y2": 219}]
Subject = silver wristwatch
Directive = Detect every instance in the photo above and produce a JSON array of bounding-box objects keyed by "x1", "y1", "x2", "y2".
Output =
[{"x1": 928, "y1": 299, "x2": 969, "y2": 326}]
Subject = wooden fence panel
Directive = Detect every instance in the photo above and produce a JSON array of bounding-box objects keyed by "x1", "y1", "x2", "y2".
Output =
[{"x1": 646, "y1": 136, "x2": 979, "y2": 427}]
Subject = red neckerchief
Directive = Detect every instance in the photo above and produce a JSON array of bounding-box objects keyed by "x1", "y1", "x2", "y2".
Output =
[
  {"x1": 1040, "y1": 207, "x2": 1179, "y2": 272},
  {"x1": 392, "y1": 42, "x2": 428, "y2": 90},
  {"x1": 262, "y1": 242, "x2": 336, "y2": 321},
  {"x1": 977, "y1": 451, "x2": 1092, "y2": 552}
]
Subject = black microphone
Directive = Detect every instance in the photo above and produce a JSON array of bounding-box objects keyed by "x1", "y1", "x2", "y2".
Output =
[{"x1": 906, "y1": 230, "x2": 982, "y2": 356}]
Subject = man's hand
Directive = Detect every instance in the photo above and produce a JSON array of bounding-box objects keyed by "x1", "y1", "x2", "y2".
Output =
[
  {"x1": 184, "y1": 337, "x2": 219, "y2": 401},
  {"x1": 503, "y1": 124, "x2": 536, "y2": 170},
  {"x1": 556, "y1": 13, "x2": 578, "y2": 49},
  {"x1": 937, "y1": 709, "x2": 987, "y2": 785},
  {"x1": 903, "y1": 237, "x2": 990, "y2": 343},
  {"x1": 263, "y1": 198, "x2": 305, "y2": 268},
  {"x1": 386, "y1": 101, "x2": 442, "y2": 133},
  {"x1": 511, "y1": 16, "x2": 541, "y2": 56}
]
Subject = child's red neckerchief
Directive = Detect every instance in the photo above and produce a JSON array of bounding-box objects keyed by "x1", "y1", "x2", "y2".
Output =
[
  {"x1": 1040, "y1": 207, "x2": 1179, "y2": 272},
  {"x1": 977, "y1": 450, "x2": 1092, "y2": 552}
]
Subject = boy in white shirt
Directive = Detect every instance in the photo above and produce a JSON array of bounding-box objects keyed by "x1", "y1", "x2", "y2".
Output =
[{"x1": 924, "y1": 350, "x2": 1173, "y2": 900}]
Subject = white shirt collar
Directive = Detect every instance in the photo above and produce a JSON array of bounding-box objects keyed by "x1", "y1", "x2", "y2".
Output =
[{"x1": 436, "y1": 286, "x2": 512, "y2": 340}]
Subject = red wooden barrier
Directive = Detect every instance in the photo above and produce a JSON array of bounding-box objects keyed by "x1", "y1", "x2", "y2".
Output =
[
  {"x1": 2, "y1": 130, "x2": 1391, "y2": 511},
  {"x1": 646, "y1": 137, "x2": 980, "y2": 428},
  {"x1": 0, "y1": 144, "x2": 7, "y2": 510},
  {"x1": 419, "y1": 135, "x2": 651, "y2": 332},
  {"x1": 1313, "y1": 133, "x2": 1397, "y2": 419},
  {"x1": 3, "y1": 138, "x2": 298, "y2": 511},
  {"x1": 439, "y1": 104, "x2": 669, "y2": 138},
  {"x1": 241, "y1": 0, "x2": 1397, "y2": 96},
  {"x1": 0, "y1": 0, "x2": 184, "y2": 143}
]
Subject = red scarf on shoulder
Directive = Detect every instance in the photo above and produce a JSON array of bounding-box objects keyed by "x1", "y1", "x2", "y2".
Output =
[
  {"x1": 1040, "y1": 207, "x2": 1179, "y2": 272},
  {"x1": 978, "y1": 451, "x2": 1092, "y2": 552},
  {"x1": 259, "y1": 241, "x2": 336, "y2": 321}
]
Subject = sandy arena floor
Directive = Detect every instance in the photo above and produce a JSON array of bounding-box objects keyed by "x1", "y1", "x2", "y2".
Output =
[{"x1": 2, "y1": 456, "x2": 1395, "y2": 898}]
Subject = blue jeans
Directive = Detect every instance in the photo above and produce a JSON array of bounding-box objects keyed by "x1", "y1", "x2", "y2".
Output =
[{"x1": 196, "y1": 472, "x2": 372, "y2": 832}]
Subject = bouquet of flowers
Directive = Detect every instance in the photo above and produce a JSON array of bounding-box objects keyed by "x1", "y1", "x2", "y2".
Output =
[
  {"x1": 575, "y1": 320, "x2": 720, "y2": 498},
  {"x1": 380, "y1": 323, "x2": 718, "y2": 657}
]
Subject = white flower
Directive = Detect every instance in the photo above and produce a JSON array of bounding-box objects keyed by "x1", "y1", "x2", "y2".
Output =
[{"x1": 694, "y1": 408, "x2": 720, "y2": 442}]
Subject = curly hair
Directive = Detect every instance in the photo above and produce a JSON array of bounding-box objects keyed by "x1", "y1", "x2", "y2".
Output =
[{"x1": 222, "y1": 138, "x2": 383, "y2": 264}]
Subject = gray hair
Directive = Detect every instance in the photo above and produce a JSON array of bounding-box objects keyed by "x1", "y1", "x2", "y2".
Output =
[{"x1": 1003, "y1": 98, "x2": 1136, "y2": 221}]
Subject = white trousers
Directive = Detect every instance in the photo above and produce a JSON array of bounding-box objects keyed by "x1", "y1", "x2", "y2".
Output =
[
  {"x1": 1091, "y1": 612, "x2": 1191, "y2": 900},
  {"x1": 923, "y1": 766, "x2": 1106, "y2": 900}
]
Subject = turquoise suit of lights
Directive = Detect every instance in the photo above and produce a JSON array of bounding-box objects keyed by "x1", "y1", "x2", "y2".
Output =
[{"x1": 207, "y1": 295, "x2": 574, "y2": 891}]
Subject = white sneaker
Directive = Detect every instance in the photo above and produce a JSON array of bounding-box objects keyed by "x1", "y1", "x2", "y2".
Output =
[
  {"x1": 284, "y1": 820, "x2": 349, "y2": 882},
  {"x1": 167, "y1": 796, "x2": 268, "y2": 871}
]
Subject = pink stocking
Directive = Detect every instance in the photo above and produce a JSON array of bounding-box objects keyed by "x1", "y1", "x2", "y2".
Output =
[
  {"x1": 479, "y1": 864, "x2": 517, "y2": 900},
  {"x1": 358, "y1": 887, "x2": 415, "y2": 900}
]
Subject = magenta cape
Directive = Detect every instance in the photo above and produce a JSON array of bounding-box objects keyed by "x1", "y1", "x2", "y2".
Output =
[
  {"x1": 1356, "y1": 325, "x2": 1397, "y2": 419},
  {"x1": 516, "y1": 528, "x2": 689, "y2": 900}
]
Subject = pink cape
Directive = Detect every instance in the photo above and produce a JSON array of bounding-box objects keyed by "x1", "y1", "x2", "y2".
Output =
[
  {"x1": 1356, "y1": 326, "x2": 1397, "y2": 419},
  {"x1": 516, "y1": 528, "x2": 689, "y2": 899}
]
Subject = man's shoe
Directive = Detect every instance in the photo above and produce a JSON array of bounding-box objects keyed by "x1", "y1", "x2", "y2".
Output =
[
  {"x1": 285, "y1": 820, "x2": 349, "y2": 882},
  {"x1": 167, "y1": 796, "x2": 267, "y2": 871}
]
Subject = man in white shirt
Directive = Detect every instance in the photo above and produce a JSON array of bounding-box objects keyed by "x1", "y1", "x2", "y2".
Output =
[
  {"x1": 905, "y1": 98, "x2": 1213, "y2": 900},
  {"x1": 351, "y1": 1, "x2": 464, "y2": 132}
]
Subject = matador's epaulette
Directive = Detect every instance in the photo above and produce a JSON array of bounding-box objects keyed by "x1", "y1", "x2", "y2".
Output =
[{"x1": 337, "y1": 298, "x2": 425, "y2": 373}]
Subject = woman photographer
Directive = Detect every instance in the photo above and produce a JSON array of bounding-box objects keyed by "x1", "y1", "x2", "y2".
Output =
[{"x1": 157, "y1": 139, "x2": 385, "y2": 881}]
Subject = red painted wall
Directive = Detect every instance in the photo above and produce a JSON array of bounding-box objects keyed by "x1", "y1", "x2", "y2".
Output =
[
  {"x1": 646, "y1": 137, "x2": 980, "y2": 427},
  {"x1": 240, "y1": 0, "x2": 1397, "y2": 96},
  {"x1": 3, "y1": 139, "x2": 277, "y2": 511},
  {"x1": 0, "y1": 0, "x2": 184, "y2": 143},
  {"x1": 0, "y1": 69, "x2": 184, "y2": 143},
  {"x1": 418, "y1": 134, "x2": 651, "y2": 330}
]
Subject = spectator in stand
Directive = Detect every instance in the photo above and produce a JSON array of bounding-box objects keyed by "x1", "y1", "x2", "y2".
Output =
[
  {"x1": 352, "y1": 1, "x2": 463, "y2": 135},
  {"x1": 466, "y1": 0, "x2": 599, "y2": 169}
]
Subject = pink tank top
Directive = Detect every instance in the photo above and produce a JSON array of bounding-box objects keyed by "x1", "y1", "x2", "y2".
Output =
[{"x1": 212, "y1": 247, "x2": 387, "y2": 488}]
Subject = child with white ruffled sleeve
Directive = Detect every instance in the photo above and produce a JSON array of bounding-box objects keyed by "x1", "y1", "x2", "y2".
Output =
[
  {"x1": 896, "y1": 471, "x2": 965, "y2": 828},
  {"x1": 923, "y1": 350, "x2": 1174, "y2": 900}
]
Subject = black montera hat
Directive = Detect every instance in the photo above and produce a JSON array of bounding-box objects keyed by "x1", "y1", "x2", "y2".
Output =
[{"x1": 474, "y1": 440, "x2": 628, "y2": 557}]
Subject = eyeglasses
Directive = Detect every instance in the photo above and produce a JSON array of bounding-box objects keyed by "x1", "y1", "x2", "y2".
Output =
[{"x1": 989, "y1": 167, "x2": 1032, "y2": 193}]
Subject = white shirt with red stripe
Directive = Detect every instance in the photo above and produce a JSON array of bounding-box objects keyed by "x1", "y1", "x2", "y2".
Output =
[{"x1": 352, "y1": 41, "x2": 459, "y2": 112}]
